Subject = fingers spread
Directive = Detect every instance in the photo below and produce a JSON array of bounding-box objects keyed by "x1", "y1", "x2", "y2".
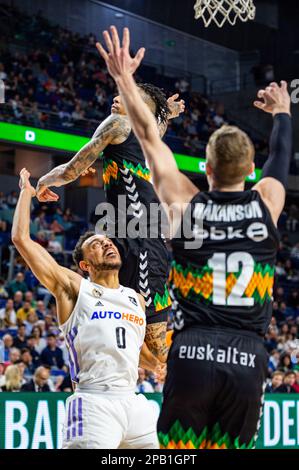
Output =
[
  {"x1": 257, "y1": 89, "x2": 265, "y2": 99},
  {"x1": 270, "y1": 82, "x2": 279, "y2": 89},
  {"x1": 169, "y1": 93, "x2": 179, "y2": 102},
  {"x1": 266, "y1": 86, "x2": 274, "y2": 94},
  {"x1": 134, "y1": 47, "x2": 145, "y2": 67},
  {"x1": 103, "y1": 30, "x2": 113, "y2": 54},
  {"x1": 122, "y1": 27, "x2": 130, "y2": 50},
  {"x1": 96, "y1": 42, "x2": 108, "y2": 62},
  {"x1": 110, "y1": 25, "x2": 120, "y2": 54}
]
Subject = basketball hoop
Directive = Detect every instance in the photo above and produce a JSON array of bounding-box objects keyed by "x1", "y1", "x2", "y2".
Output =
[{"x1": 194, "y1": 0, "x2": 256, "y2": 28}]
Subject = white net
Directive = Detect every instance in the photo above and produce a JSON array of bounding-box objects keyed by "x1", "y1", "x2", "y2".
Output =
[{"x1": 194, "y1": 0, "x2": 256, "y2": 28}]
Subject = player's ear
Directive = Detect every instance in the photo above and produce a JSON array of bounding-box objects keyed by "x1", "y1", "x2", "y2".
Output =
[
  {"x1": 79, "y1": 260, "x2": 89, "y2": 273},
  {"x1": 206, "y1": 162, "x2": 213, "y2": 176},
  {"x1": 247, "y1": 162, "x2": 255, "y2": 176}
]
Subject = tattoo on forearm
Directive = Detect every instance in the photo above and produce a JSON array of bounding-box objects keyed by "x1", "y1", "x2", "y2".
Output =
[
  {"x1": 38, "y1": 115, "x2": 131, "y2": 188},
  {"x1": 145, "y1": 322, "x2": 168, "y2": 361}
]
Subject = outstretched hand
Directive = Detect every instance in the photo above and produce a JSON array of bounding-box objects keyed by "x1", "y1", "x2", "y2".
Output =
[
  {"x1": 96, "y1": 26, "x2": 145, "y2": 80},
  {"x1": 254, "y1": 81, "x2": 291, "y2": 116},
  {"x1": 167, "y1": 93, "x2": 185, "y2": 119},
  {"x1": 36, "y1": 182, "x2": 59, "y2": 203},
  {"x1": 19, "y1": 168, "x2": 36, "y2": 198}
]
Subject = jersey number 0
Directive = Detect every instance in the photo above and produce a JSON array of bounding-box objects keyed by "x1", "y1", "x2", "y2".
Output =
[{"x1": 115, "y1": 327, "x2": 126, "y2": 349}]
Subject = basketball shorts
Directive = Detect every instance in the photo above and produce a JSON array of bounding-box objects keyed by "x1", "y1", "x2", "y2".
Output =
[
  {"x1": 157, "y1": 326, "x2": 268, "y2": 449},
  {"x1": 62, "y1": 391, "x2": 159, "y2": 449},
  {"x1": 114, "y1": 236, "x2": 172, "y2": 323}
]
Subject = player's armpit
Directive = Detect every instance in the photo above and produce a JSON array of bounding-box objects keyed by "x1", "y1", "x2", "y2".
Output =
[
  {"x1": 145, "y1": 321, "x2": 169, "y2": 363},
  {"x1": 253, "y1": 177, "x2": 285, "y2": 226}
]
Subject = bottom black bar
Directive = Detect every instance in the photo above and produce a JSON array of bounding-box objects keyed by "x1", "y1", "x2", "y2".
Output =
[{"x1": 0, "y1": 449, "x2": 298, "y2": 466}]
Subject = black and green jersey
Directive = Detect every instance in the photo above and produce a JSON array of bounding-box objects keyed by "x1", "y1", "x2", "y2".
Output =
[
  {"x1": 170, "y1": 190, "x2": 280, "y2": 336},
  {"x1": 102, "y1": 130, "x2": 171, "y2": 319},
  {"x1": 102, "y1": 131, "x2": 162, "y2": 237}
]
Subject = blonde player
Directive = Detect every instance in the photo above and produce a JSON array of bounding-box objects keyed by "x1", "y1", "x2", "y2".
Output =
[
  {"x1": 97, "y1": 26, "x2": 292, "y2": 449},
  {"x1": 12, "y1": 168, "x2": 166, "y2": 449}
]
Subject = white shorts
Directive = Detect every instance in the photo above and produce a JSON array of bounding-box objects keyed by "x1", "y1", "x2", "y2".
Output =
[{"x1": 61, "y1": 391, "x2": 159, "y2": 449}]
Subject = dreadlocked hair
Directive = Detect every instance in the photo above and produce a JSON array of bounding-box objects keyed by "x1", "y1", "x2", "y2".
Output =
[{"x1": 137, "y1": 83, "x2": 169, "y2": 125}]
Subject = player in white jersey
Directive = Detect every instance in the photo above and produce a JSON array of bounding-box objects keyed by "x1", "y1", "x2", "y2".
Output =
[{"x1": 12, "y1": 168, "x2": 167, "y2": 449}]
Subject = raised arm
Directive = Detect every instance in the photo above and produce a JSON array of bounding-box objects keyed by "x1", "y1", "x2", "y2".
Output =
[
  {"x1": 253, "y1": 81, "x2": 292, "y2": 225},
  {"x1": 36, "y1": 113, "x2": 131, "y2": 202},
  {"x1": 12, "y1": 169, "x2": 82, "y2": 324},
  {"x1": 96, "y1": 27, "x2": 198, "y2": 211}
]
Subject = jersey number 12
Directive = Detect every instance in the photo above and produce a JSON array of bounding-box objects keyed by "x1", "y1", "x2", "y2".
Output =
[{"x1": 208, "y1": 252, "x2": 254, "y2": 307}]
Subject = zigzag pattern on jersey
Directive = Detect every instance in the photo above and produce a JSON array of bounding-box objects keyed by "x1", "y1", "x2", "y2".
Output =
[
  {"x1": 158, "y1": 420, "x2": 255, "y2": 449},
  {"x1": 139, "y1": 250, "x2": 152, "y2": 308},
  {"x1": 119, "y1": 166, "x2": 144, "y2": 219},
  {"x1": 153, "y1": 284, "x2": 172, "y2": 312},
  {"x1": 169, "y1": 260, "x2": 275, "y2": 305},
  {"x1": 123, "y1": 159, "x2": 151, "y2": 182},
  {"x1": 103, "y1": 159, "x2": 119, "y2": 187},
  {"x1": 103, "y1": 159, "x2": 151, "y2": 187}
]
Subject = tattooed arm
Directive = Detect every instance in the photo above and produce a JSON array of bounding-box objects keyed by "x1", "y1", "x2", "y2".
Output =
[
  {"x1": 145, "y1": 322, "x2": 168, "y2": 363},
  {"x1": 137, "y1": 293, "x2": 168, "y2": 363},
  {"x1": 139, "y1": 342, "x2": 167, "y2": 383},
  {"x1": 36, "y1": 114, "x2": 131, "y2": 202}
]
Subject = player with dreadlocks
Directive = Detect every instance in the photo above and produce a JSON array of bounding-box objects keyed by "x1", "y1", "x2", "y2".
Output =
[{"x1": 35, "y1": 80, "x2": 185, "y2": 363}]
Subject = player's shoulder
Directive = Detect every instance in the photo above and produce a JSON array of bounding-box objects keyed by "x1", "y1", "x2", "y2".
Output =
[
  {"x1": 136, "y1": 293, "x2": 146, "y2": 312},
  {"x1": 121, "y1": 286, "x2": 145, "y2": 312},
  {"x1": 93, "y1": 114, "x2": 131, "y2": 144}
]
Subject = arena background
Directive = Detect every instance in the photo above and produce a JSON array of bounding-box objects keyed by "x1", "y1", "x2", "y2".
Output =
[{"x1": 0, "y1": 0, "x2": 298, "y2": 450}]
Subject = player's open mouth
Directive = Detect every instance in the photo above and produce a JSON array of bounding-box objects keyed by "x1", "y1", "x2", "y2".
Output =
[{"x1": 105, "y1": 249, "x2": 117, "y2": 258}]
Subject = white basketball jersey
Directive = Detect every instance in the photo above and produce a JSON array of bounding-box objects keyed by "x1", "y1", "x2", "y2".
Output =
[{"x1": 59, "y1": 278, "x2": 146, "y2": 392}]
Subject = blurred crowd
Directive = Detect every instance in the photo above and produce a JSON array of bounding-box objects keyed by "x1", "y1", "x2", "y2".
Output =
[
  {"x1": 264, "y1": 206, "x2": 299, "y2": 393},
  {"x1": 0, "y1": 2, "x2": 268, "y2": 163},
  {"x1": 0, "y1": 2, "x2": 298, "y2": 394}
]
